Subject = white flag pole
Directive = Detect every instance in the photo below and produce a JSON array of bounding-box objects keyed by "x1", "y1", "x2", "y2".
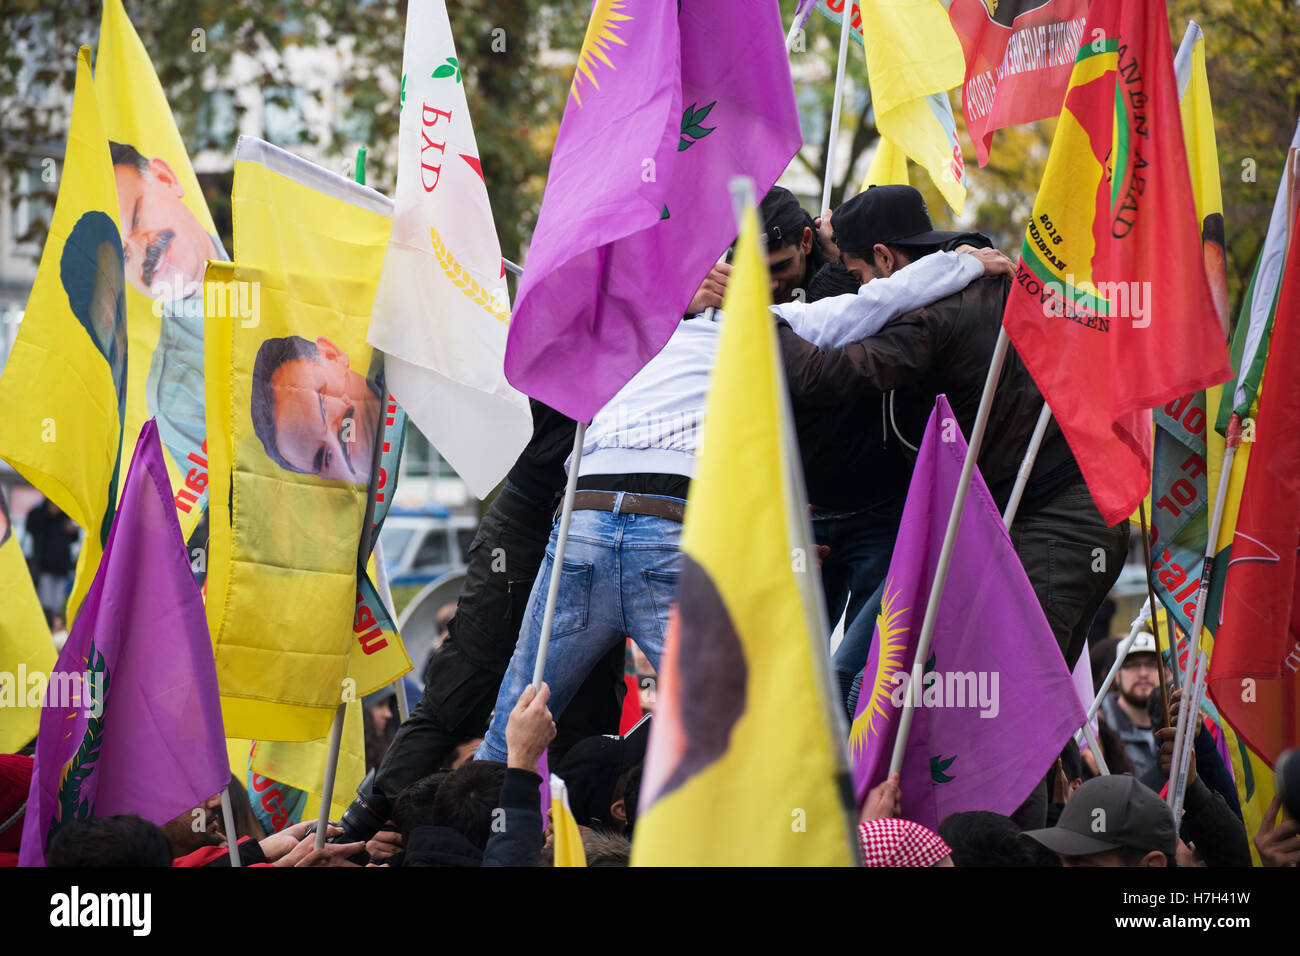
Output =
[
  {"x1": 532, "y1": 422, "x2": 588, "y2": 689},
  {"x1": 888, "y1": 328, "x2": 1011, "y2": 776},
  {"x1": 220, "y1": 787, "x2": 241, "y2": 867},
  {"x1": 1167, "y1": 420, "x2": 1242, "y2": 818},
  {"x1": 821, "y1": 2, "x2": 855, "y2": 215},
  {"x1": 1000, "y1": 403, "x2": 1052, "y2": 529},
  {"x1": 1081, "y1": 600, "x2": 1153, "y2": 734}
]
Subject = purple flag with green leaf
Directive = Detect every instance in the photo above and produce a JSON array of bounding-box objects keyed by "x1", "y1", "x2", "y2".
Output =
[
  {"x1": 20, "y1": 419, "x2": 228, "y2": 865},
  {"x1": 504, "y1": 0, "x2": 802, "y2": 422},
  {"x1": 849, "y1": 396, "x2": 1083, "y2": 831}
]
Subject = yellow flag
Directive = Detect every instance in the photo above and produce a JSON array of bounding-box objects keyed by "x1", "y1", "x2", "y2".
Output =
[
  {"x1": 95, "y1": 0, "x2": 224, "y2": 540},
  {"x1": 205, "y1": 138, "x2": 398, "y2": 741},
  {"x1": 550, "y1": 774, "x2": 587, "y2": 867},
  {"x1": 861, "y1": 136, "x2": 909, "y2": 192},
  {"x1": 250, "y1": 699, "x2": 368, "y2": 825},
  {"x1": 0, "y1": 48, "x2": 126, "y2": 624},
  {"x1": 631, "y1": 200, "x2": 855, "y2": 866},
  {"x1": 858, "y1": 0, "x2": 967, "y2": 214},
  {"x1": 0, "y1": 489, "x2": 56, "y2": 752}
]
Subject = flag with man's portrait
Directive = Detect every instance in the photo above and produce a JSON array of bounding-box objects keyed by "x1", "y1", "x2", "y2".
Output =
[
  {"x1": 96, "y1": 0, "x2": 226, "y2": 537},
  {"x1": 0, "y1": 48, "x2": 125, "y2": 625},
  {"x1": 205, "y1": 137, "x2": 409, "y2": 743}
]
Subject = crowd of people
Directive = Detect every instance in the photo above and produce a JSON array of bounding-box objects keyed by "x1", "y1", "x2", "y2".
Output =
[{"x1": 5, "y1": 183, "x2": 1297, "y2": 868}]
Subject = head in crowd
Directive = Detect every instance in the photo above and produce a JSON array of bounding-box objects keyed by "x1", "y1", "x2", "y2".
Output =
[
  {"x1": 858, "y1": 818, "x2": 954, "y2": 867},
  {"x1": 1025, "y1": 775, "x2": 1176, "y2": 867},
  {"x1": 1114, "y1": 632, "x2": 1159, "y2": 717},
  {"x1": 431, "y1": 761, "x2": 507, "y2": 852},
  {"x1": 543, "y1": 829, "x2": 632, "y2": 867},
  {"x1": 1085, "y1": 718, "x2": 1135, "y2": 778},
  {"x1": 160, "y1": 792, "x2": 223, "y2": 857},
  {"x1": 1090, "y1": 634, "x2": 1124, "y2": 693},
  {"x1": 830, "y1": 185, "x2": 959, "y2": 284},
  {"x1": 554, "y1": 720, "x2": 649, "y2": 836},
  {"x1": 60, "y1": 210, "x2": 128, "y2": 407},
  {"x1": 221, "y1": 774, "x2": 266, "y2": 842},
  {"x1": 759, "y1": 185, "x2": 817, "y2": 303},
  {"x1": 109, "y1": 140, "x2": 216, "y2": 299},
  {"x1": 1057, "y1": 738, "x2": 1084, "y2": 802},
  {"x1": 250, "y1": 335, "x2": 382, "y2": 484},
  {"x1": 937, "y1": 811, "x2": 1044, "y2": 866},
  {"x1": 392, "y1": 771, "x2": 452, "y2": 842},
  {"x1": 46, "y1": 814, "x2": 172, "y2": 867}
]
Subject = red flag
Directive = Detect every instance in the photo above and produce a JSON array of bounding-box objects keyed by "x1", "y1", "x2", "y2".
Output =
[
  {"x1": 949, "y1": 0, "x2": 1090, "y2": 166},
  {"x1": 1208, "y1": 225, "x2": 1300, "y2": 765},
  {"x1": 1000, "y1": 0, "x2": 1231, "y2": 526}
]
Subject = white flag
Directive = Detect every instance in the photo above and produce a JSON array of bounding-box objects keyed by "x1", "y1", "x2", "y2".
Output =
[{"x1": 367, "y1": 0, "x2": 531, "y2": 498}]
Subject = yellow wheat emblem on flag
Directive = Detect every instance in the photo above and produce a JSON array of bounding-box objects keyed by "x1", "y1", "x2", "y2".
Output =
[
  {"x1": 429, "y1": 225, "x2": 510, "y2": 326},
  {"x1": 849, "y1": 582, "x2": 910, "y2": 754}
]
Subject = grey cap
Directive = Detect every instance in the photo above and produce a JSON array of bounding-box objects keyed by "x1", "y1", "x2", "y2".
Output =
[{"x1": 1024, "y1": 775, "x2": 1176, "y2": 859}]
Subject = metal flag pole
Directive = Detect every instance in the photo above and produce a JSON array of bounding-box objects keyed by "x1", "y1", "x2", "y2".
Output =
[
  {"x1": 314, "y1": 145, "x2": 379, "y2": 850},
  {"x1": 220, "y1": 787, "x2": 241, "y2": 866},
  {"x1": 1000, "y1": 403, "x2": 1052, "y2": 529},
  {"x1": 1082, "y1": 599, "x2": 1154, "y2": 733},
  {"x1": 821, "y1": 1, "x2": 855, "y2": 215},
  {"x1": 532, "y1": 422, "x2": 588, "y2": 688},
  {"x1": 888, "y1": 328, "x2": 1011, "y2": 776},
  {"x1": 1167, "y1": 417, "x2": 1242, "y2": 820}
]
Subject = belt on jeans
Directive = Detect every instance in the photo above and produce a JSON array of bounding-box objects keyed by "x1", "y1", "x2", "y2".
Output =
[{"x1": 559, "y1": 490, "x2": 686, "y2": 523}]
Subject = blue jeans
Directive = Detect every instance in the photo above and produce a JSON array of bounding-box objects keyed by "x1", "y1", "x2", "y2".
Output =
[
  {"x1": 476, "y1": 497, "x2": 682, "y2": 762},
  {"x1": 812, "y1": 502, "x2": 900, "y2": 710}
]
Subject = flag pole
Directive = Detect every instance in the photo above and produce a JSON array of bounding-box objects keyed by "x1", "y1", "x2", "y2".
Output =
[
  {"x1": 821, "y1": 1, "x2": 856, "y2": 214},
  {"x1": 1167, "y1": 416, "x2": 1242, "y2": 818},
  {"x1": 1137, "y1": 502, "x2": 1174, "y2": 728},
  {"x1": 532, "y1": 422, "x2": 588, "y2": 688},
  {"x1": 1081, "y1": 599, "x2": 1153, "y2": 734},
  {"x1": 1000, "y1": 402, "x2": 1052, "y2": 528},
  {"x1": 314, "y1": 144, "x2": 378, "y2": 850},
  {"x1": 219, "y1": 786, "x2": 240, "y2": 867},
  {"x1": 888, "y1": 328, "x2": 1010, "y2": 776}
]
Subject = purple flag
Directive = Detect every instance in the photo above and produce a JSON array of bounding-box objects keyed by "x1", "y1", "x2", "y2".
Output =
[
  {"x1": 504, "y1": 0, "x2": 802, "y2": 422},
  {"x1": 849, "y1": 396, "x2": 1083, "y2": 831},
  {"x1": 20, "y1": 420, "x2": 228, "y2": 865}
]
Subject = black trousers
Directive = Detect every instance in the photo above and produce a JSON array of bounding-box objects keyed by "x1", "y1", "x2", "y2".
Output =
[
  {"x1": 1009, "y1": 480, "x2": 1131, "y2": 671},
  {"x1": 373, "y1": 486, "x2": 624, "y2": 804}
]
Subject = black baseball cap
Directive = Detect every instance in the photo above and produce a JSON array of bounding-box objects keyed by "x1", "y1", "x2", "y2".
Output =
[
  {"x1": 1024, "y1": 775, "x2": 1177, "y2": 859},
  {"x1": 760, "y1": 186, "x2": 814, "y2": 249},
  {"x1": 830, "y1": 184, "x2": 966, "y2": 257},
  {"x1": 553, "y1": 716, "x2": 651, "y2": 829}
]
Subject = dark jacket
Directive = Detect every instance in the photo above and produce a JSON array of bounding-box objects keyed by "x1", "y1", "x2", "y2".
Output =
[
  {"x1": 1180, "y1": 777, "x2": 1252, "y2": 867},
  {"x1": 778, "y1": 274, "x2": 1080, "y2": 514},
  {"x1": 400, "y1": 768, "x2": 544, "y2": 867},
  {"x1": 401, "y1": 826, "x2": 484, "y2": 867}
]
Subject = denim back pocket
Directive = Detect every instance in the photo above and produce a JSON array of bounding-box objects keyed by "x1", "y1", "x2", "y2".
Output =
[{"x1": 541, "y1": 553, "x2": 594, "y2": 637}]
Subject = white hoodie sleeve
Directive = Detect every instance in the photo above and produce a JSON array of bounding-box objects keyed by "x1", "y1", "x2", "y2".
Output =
[{"x1": 771, "y1": 251, "x2": 984, "y2": 348}]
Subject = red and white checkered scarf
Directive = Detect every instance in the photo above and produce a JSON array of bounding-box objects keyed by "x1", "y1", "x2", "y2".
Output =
[{"x1": 858, "y1": 819, "x2": 951, "y2": 867}]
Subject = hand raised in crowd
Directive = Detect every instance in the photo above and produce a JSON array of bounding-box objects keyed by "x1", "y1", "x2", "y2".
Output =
[
  {"x1": 258, "y1": 819, "x2": 318, "y2": 863},
  {"x1": 813, "y1": 208, "x2": 839, "y2": 261},
  {"x1": 955, "y1": 244, "x2": 1015, "y2": 278},
  {"x1": 860, "y1": 772, "x2": 902, "y2": 823},
  {"x1": 1254, "y1": 793, "x2": 1300, "y2": 867},
  {"x1": 686, "y1": 262, "x2": 731, "y2": 313},
  {"x1": 272, "y1": 824, "x2": 344, "y2": 867},
  {"x1": 365, "y1": 826, "x2": 403, "y2": 865},
  {"x1": 506, "y1": 682, "x2": 557, "y2": 772},
  {"x1": 292, "y1": 842, "x2": 366, "y2": 867},
  {"x1": 1154, "y1": 688, "x2": 1200, "y2": 786}
]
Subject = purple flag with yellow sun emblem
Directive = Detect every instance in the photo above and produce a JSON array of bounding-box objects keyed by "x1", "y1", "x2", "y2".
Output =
[
  {"x1": 849, "y1": 396, "x2": 1083, "y2": 831},
  {"x1": 504, "y1": 0, "x2": 801, "y2": 422}
]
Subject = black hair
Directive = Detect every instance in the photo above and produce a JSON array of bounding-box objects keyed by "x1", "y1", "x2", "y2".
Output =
[
  {"x1": 392, "y1": 770, "x2": 452, "y2": 842},
  {"x1": 430, "y1": 761, "x2": 507, "y2": 851},
  {"x1": 46, "y1": 814, "x2": 172, "y2": 867},
  {"x1": 250, "y1": 334, "x2": 321, "y2": 470},
  {"x1": 1059, "y1": 737, "x2": 1083, "y2": 784},
  {"x1": 937, "y1": 811, "x2": 1041, "y2": 867},
  {"x1": 108, "y1": 140, "x2": 149, "y2": 176},
  {"x1": 223, "y1": 773, "x2": 265, "y2": 841},
  {"x1": 759, "y1": 185, "x2": 814, "y2": 250}
]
